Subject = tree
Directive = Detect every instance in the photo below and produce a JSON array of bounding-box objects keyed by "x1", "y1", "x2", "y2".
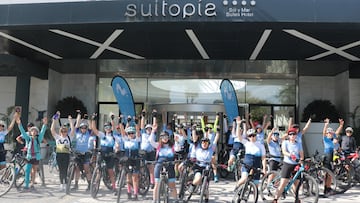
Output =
[
  {"x1": 301, "y1": 100, "x2": 341, "y2": 122},
  {"x1": 55, "y1": 96, "x2": 87, "y2": 118}
]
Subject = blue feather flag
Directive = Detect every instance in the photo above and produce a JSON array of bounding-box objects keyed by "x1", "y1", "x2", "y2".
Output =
[
  {"x1": 220, "y1": 79, "x2": 239, "y2": 124},
  {"x1": 111, "y1": 76, "x2": 135, "y2": 124}
]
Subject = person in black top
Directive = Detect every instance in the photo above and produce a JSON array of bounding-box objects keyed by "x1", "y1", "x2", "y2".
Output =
[{"x1": 340, "y1": 125, "x2": 357, "y2": 156}]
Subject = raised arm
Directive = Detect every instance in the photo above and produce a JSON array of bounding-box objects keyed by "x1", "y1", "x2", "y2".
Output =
[
  {"x1": 301, "y1": 118, "x2": 312, "y2": 135},
  {"x1": 201, "y1": 113, "x2": 206, "y2": 134},
  {"x1": 267, "y1": 127, "x2": 276, "y2": 144},
  {"x1": 7, "y1": 113, "x2": 17, "y2": 132},
  {"x1": 38, "y1": 117, "x2": 48, "y2": 142},
  {"x1": 68, "y1": 115, "x2": 75, "y2": 137},
  {"x1": 335, "y1": 118, "x2": 344, "y2": 136},
  {"x1": 91, "y1": 115, "x2": 99, "y2": 136},
  {"x1": 213, "y1": 113, "x2": 219, "y2": 133},
  {"x1": 322, "y1": 118, "x2": 330, "y2": 136},
  {"x1": 236, "y1": 116, "x2": 243, "y2": 142},
  {"x1": 140, "y1": 109, "x2": 146, "y2": 129},
  {"x1": 75, "y1": 111, "x2": 82, "y2": 128},
  {"x1": 50, "y1": 115, "x2": 57, "y2": 137}
]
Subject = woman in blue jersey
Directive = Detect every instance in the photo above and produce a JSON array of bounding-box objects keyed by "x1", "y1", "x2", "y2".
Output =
[
  {"x1": 71, "y1": 112, "x2": 93, "y2": 191},
  {"x1": 272, "y1": 128, "x2": 304, "y2": 203},
  {"x1": 322, "y1": 118, "x2": 343, "y2": 196},
  {"x1": 0, "y1": 114, "x2": 17, "y2": 170},
  {"x1": 266, "y1": 127, "x2": 284, "y2": 188},
  {"x1": 227, "y1": 119, "x2": 245, "y2": 171},
  {"x1": 149, "y1": 130, "x2": 178, "y2": 203},
  {"x1": 140, "y1": 109, "x2": 157, "y2": 188},
  {"x1": 235, "y1": 116, "x2": 267, "y2": 188},
  {"x1": 118, "y1": 125, "x2": 141, "y2": 200},
  {"x1": 187, "y1": 135, "x2": 215, "y2": 203},
  {"x1": 92, "y1": 120, "x2": 117, "y2": 192}
]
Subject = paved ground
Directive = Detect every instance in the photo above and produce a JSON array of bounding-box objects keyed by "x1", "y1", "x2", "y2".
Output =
[{"x1": 1, "y1": 165, "x2": 360, "y2": 203}]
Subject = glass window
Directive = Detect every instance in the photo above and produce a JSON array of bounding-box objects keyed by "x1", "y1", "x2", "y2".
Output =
[{"x1": 246, "y1": 79, "x2": 295, "y2": 104}]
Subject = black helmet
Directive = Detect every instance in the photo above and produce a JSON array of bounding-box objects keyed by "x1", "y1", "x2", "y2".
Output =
[{"x1": 27, "y1": 122, "x2": 35, "y2": 127}]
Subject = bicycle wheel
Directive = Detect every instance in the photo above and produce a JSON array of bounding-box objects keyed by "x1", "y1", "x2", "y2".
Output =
[
  {"x1": 48, "y1": 153, "x2": 58, "y2": 173},
  {"x1": 199, "y1": 176, "x2": 209, "y2": 203},
  {"x1": 90, "y1": 166, "x2": 102, "y2": 198},
  {"x1": 116, "y1": 169, "x2": 127, "y2": 203},
  {"x1": 334, "y1": 164, "x2": 353, "y2": 194},
  {"x1": 178, "y1": 167, "x2": 189, "y2": 200},
  {"x1": 295, "y1": 173, "x2": 319, "y2": 203},
  {"x1": 156, "y1": 179, "x2": 168, "y2": 203},
  {"x1": 139, "y1": 164, "x2": 150, "y2": 196},
  {"x1": 0, "y1": 166, "x2": 15, "y2": 197},
  {"x1": 14, "y1": 164, "x2": 25, "y2": 188},
  {"x1": 65, "y1": 163, "x2": 75, "y2": 194},
  {"x1": 260, "y1": 171, "x2": 280, "y2": 201},
  {"x1": 102, "y1": 167, "x2": 112, "y2": 190},
  {"x1": 308, "y1": 167, "x2": 337, "y2": 195},
  {"x1": 234, "y1": 161, "x2": 241, "y2": 181},
  {"x1": 238, "y1": 181, "x2": 258, "y2": 203}
]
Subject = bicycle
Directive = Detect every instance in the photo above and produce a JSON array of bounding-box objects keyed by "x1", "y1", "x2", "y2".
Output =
[
  {"x1": 178, "y1": 159, "x2": 195, "y2": 201},
  {"x1": 116, "y1": 156, "x2": 145, "y2": 202},
  {"x1": 66, "y1": 151, "x2": 94, "y2": 194},
  {"x1": 305, "y1": 150, "x2": 337, "y2": 196},
  {"x1": 232, "y1": 161, "x2": 261, "y2": 203},
  {"x1": 333, "y1": 150, "x2": 359, "y2": 194},
  {"x1": 48, "y1": 146, "x2": 58, "y2": 173},
  {"x1": 260, "y1": 163, "x2": 319, "y2": 203},
  {"x1": 90, "y1": 150, "x2": 113, "y2": 198},
  {"x1": 0, "y1": 151, "x2": 26, "y2": 197},
  {"x1": 184, "y1": 161, "x2": 212, "y2": 203}
]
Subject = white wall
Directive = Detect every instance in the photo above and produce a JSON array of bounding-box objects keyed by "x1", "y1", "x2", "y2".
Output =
[
  {"x1": 299, "y1": 76, "x2": 336, "y2": 121},
  {"x1": 28, "y1": 77, "x2": 49, "y2": 124},
  {"x1": 0, "y1": 77, "x2": 16, "y2": 119},
  {"x1": 349, "y1": 78, "x2": 360, "y2": 128},
  {"x1": 47, "y1": 70, "x2": 97, "y2": 117}
]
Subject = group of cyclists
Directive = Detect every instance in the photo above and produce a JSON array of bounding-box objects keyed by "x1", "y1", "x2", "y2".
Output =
[{"x1": 1, "y1": 107, "x2": 358, "y2": 203}]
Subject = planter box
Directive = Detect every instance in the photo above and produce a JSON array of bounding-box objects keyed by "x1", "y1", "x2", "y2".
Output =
[{"x1": 301, "y1": 122, "x2": 339, "y2": 157}]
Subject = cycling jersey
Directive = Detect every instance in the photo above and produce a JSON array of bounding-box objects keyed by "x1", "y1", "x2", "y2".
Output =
[
  {"x1": 282, "y1": 140, "x2": 303, "y2": 165},
  {"x1": 98, "y1": 131, "x2": 116, "y2": 153},
  {"x1": 140, "y1": 129, "x2": 155, "y2": 152},
  {"x1": 242, "y1": 140, "x2": 266, "y2": 168},
  {"x1": 256, "y1": 131, "x2": 265, "y2": 145},
  {"x1": 74, "y1": 128, "x2": 92, "y2": 153},
  {"x1": 268, "y1": 140, "x2": 282, "y2": 162},
  {"x1": 0, "y1": 130, "x2": 8, "y2": 143},
  {"x1": 190, "y1": 145, "x2": 214, "y2": 167},
  {"x1": 174, "y1": 133, "x2": 186, "y2": 152}
]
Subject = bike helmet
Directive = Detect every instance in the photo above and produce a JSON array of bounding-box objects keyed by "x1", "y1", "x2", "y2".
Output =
[
  {"x1": 159, "y1": 131, "x2": 169, "y2": 138},
  {"x1": 125, "y1": 126, "x2": 136, "y2": 134},
  {"x1": 145, "y1": 124, "x2": 152, "y2": 129},
  {"x1": 201, "y1": 137, "x2": 210, "y2": 143},
  {"x1": 104, "y1": 122, "x2": 112, "y2": 127},
  {"x1": 246, "y1": 129, "x2": 256, "y2": 136},
  {"x1": 79, "y1": 122, "x2": 88, "y2": 128}
]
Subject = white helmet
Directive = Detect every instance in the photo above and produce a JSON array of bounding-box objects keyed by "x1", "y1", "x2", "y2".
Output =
[{"x1": 246, "y1": 129, "x2": 256, "y2": 136}]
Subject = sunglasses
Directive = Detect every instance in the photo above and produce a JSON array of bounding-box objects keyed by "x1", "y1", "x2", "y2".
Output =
[
  {"x1": 346, "y1": 131, "x2": 353, "y2": 133},
  {"x1": 161, "y1": 136, "x2": 169, "y2": 139},
  {"x1": 248, "y1": 134, "x2": 256, "y2": 138},
  {"x1": 104, "y1": 126, "x2": 111, "y2": 130},
  {"x1": 0, "y1": 125, "x2": 4, "y2": 127},
  {"x1": 61, "y1": 130, "x2": 67, "y2": 133},
  {"x1": 80, "y1": 127, "x2": 87, "y2": 129},
  {"x1": 128, "y1": 132, "x2": 135, "y2": 135},
  {"x1": 288, "y1": 133, "x2": 296, "y2": 136}
]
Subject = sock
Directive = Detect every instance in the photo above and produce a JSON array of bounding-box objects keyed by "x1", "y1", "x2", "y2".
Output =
[
  {"x1": 112, "y1": 182, "x2": 116, "y2": 190},
  {"x1": 127, "y1": 185, "x2": 132, "y2": 193},
  {"x1": 134, "y1": 187, "x2": 139, "y2": 195}
]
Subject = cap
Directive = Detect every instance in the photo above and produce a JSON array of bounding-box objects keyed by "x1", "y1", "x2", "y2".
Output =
[
  {"x1": 256, "y1": 124, "x2": 262, "y2": 129},
  {"x1": 145, "y1": 124, "x2": 152, "y2": 129},
  {"x1": 205, "y1": 124, "x2": 213, "y2": 129},
  {"x1": 27, "y1": 122, "x2": 35, "y2": 127},
  {"x1": 287, "y1": 128, "x2": 297, "y2": 134},
  {"x1": 292, "y1": 124, "x2": 300, "y2": 129},
  {"x1": 326, "y1": 127, "x2": 334, "y2": 133},
  {"x1": 30, "y1": 126, "x2": 39, "y2": 133},
  {"x1": 345, "y1": 127, "x2": 353, "y2": 132}
]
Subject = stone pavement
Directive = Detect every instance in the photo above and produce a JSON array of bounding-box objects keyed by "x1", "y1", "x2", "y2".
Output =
[{"x1": 1, "y1": 165, "x2": 360, "y2": 203}]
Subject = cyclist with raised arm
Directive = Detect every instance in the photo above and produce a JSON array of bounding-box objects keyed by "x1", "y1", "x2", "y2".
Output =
[
  {"x1": 91, "y1": 119, "x2": 117, "y2": 193},
  {"x1": 272, "y1": 128, "x2": 304, "y2": 203},
  {"x1": 0, "y1": 114, "x2": 17, "y2": 170},
  {"x1": 16, "y1": 116, "x2": 48, "y2": 192},
  {"x1": 227, "y1": 118, "x2": 245, "y2": 172},
  {"x1": 149, "y1": 129, "x2": 179, "y2": 203},
  {"x1": 235, "y1": 116, "x2": 267, "y2": 189},
  {"x1": 187, "y1": 131, "x2": 217, "y2": 203},
  {"x1": 71, "y1": 112, "x2": 93, "y2": 191},
  {"x1": 200, "y1": 113, "x2": 220, "y2": 182},
  {"x1": 140, "y1": 109, "x2": 157, "y2": 189},
  {"x1": 50, "y1": 112, "x2": 75, "y2": 191}
]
